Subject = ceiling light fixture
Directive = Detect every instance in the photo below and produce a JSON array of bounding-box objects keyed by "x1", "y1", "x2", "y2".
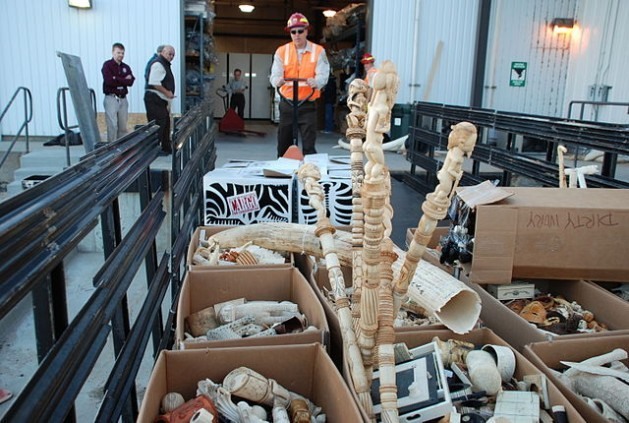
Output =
[
  {"x1": 239, "y1": 4, "x2": 255, "y2": 13},
  {"x1": 551, "y1": 18, "x2": 575, "y2": 34},
  {"x1": 68, "y1": 0, "x2": 92, "y2": 8},
  {"x1": 322, "y1": 9, "x2": 336, "y2": 18}
]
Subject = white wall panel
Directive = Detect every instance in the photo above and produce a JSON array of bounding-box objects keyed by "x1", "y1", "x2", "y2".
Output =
[
  {"x1": 564, "y1": 0, "x2": 629, "y2": 124},
  {"x1": 0, "y1": 0, "x2": 181, "y2": 136},
  {"x1": 370, "y1": 1, "x2": 417, "y2": 104},
  {"x1": 371, "y1": 0, "x2": 479, "y2": 105},
  {"x1": 483, "y1": 0, "x2": 578, "y2": 117}
]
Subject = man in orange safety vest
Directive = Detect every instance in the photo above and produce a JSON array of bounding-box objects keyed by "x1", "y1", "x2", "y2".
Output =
[
  {"x1": 361, "y1": 53, "x2": 378, "y2": 87},
  {"x1": 270, "y1": 12, "x2": 330, "y2": 157}
]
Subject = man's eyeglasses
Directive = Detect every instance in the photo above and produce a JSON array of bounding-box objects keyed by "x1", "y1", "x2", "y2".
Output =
[{"x1": 290, "y1": 29, "x2": 305, "y2": 35}]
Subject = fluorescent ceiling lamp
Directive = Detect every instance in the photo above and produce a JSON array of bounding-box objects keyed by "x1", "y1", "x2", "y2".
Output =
[
  {"x1": 239, "y1": 4, "x2": 255, "y2": 13},
  {"x1": 68, "y1": 0, "x2": 92, "y2": 8},
  {"x1": 323, "y1": 9, "x2": 336, "y2": 18}
]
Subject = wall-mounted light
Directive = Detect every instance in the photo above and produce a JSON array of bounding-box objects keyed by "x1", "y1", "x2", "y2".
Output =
[
  {"x1": 322, "y1": 9, "x2": 336, "y2": 18},
  {"x1": 68, "y1": 0, "x2": 92, "y2": 8},
  {"x1": 551, "y1": 18, "x2": 575, "y2": 34},
  {"x1": 239, "y1": 4, "x2": 255, "y2": 13}
]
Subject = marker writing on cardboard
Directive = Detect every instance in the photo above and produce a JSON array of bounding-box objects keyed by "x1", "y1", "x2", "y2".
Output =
[
  {"x1": 564, "y1": 212, "x2": 619, "y2": 229},
  {"x1": 526, "y1": 213, "x2": 560, "y2": 228},
  {"x1": 526, "y1": 211, "x2": 619, "y2": 229}
]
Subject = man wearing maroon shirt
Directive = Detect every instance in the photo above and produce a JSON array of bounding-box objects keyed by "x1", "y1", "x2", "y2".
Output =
[{"x1": 101, "y1": 43, "x2": 135, "y2": 142}]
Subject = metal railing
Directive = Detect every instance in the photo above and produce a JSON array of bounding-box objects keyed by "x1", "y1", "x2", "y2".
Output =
[
  {"x1": 0, "y1": 98, "x2": 216, "y2": 422},
  {"x1": 405, "y1": 101, "x2": 629, "y2": 194},
  {"x1": 0, "y1": 86, "x2": 33, "y2": 171},
  {"x1": 567, "y1": 100, "x2": 629, "y2": 169},
  {"x1": 56, "y1": 86, "x2": 97, "y2": 167}
]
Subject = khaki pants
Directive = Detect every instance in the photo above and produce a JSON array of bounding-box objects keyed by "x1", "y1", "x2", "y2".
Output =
[{"x1": 104, "y1": 94, "x2": 129, "y2": 142}]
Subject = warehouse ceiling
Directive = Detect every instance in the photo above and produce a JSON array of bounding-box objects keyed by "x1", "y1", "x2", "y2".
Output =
[{"x1": 212, "y1": 0, "x2": 362, "y2": 39}]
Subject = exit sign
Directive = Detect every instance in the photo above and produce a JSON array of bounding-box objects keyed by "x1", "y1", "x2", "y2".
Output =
[{"x1": 510, "y1": 62, "x2": 527, "y2": 87}]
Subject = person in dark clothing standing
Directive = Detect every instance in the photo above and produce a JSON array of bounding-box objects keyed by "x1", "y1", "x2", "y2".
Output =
[
  {"x1": 226, "y1": 68, "x2": 247, "y2": 119},
  {"x1": 101, "y1": 43, "x2": 135, "y2": 142},
  {"x1": 144, "y1": 45, "x2": 164, "y2": 82},
  {"x1": 144, "y1": 44, "x2": 176, "y2": 154}
]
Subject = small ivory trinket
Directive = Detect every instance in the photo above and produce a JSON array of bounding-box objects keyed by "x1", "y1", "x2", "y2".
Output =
[
  {"x1": 465, "y1": 350, "x2": 502, "y2": 395},
  {"x1": 190, "y1": 407, "x2": 214, "y2": 422},
  {"x1": 161, "y1": 392, "x2": 185, "y2": 413}
]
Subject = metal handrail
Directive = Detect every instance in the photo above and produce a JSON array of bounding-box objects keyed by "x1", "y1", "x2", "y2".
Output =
[
  {"x1": 568, "y1": 100, "x2": 629, "y2": 121},
  {"x1": 566, "y1": 100, "x2": 629, "y2": 170},
  {"x1": 0, "y1": 86, "x2": 33, "y2": 171},
  {"x1": 406, "y1": 101, "x2": 629, "y2": 194},
  {"x1": 56, "y1": 87, "x2": 97, "y2": 167}
]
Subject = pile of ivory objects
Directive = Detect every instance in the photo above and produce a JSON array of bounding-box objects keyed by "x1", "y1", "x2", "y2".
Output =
[
  {"x1": 156, "y1": 367, "x2": 325, "y2": 422},
  {"x1": 184, "y1": 298, "x2": 311, "y2": 342},
  {"x1": 193, "y1": 239, "x2": 287, "y2": 266},
  {"x1": 205, "y1": 61, "x2": 482, "y2": 421},
  {"x1": 552, "y1": 348, "x2": 629, "y2": 421}
]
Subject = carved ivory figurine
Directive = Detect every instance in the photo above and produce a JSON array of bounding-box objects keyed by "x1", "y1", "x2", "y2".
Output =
[
  {"x1": 436, "y1": 121, "x2": 477, "y2": 199},
  {"x1": 363, "y1": 60, "x2": 398, "y2": 182},
  {"x1": 346, "y1": 78, "x2": 369, "y2": 320},
  {"x1": 393, "y1": 121, "x2": 478, "y2": 326}
]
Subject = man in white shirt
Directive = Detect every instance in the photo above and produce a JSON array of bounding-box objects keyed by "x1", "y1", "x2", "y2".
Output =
[{"x1": 144, "y1": 45, "x2": 176, "y2": 154}]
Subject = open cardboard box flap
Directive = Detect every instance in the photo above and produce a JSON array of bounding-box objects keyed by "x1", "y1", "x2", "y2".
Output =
[{"x1": 461, "y1": 187, "x2": 629, "y2": 284}]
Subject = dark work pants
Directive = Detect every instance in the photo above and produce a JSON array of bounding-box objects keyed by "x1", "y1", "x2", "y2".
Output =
[
  {"x1": 229, "y1": 93, "x2": 246, "y2": 119},
  {"x1": 277, "y1": 100, "x2": 317, "y2": 157},
  {"x1": 144, "y1": 91, "x2": 171, "y2": 152}
]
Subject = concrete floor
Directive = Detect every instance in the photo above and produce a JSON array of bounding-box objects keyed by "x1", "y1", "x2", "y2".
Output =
[
  {"x1": 1, "y1": 120, "x2": 628, "y2": 419},
  {"x1": 0, "y1": 121, "x2": 418, "y2": 420}
]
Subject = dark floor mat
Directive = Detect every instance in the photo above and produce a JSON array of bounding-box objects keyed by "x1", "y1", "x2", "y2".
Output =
[{"x1": 43, "y1": 131, "x2": 82, "y2": 146}]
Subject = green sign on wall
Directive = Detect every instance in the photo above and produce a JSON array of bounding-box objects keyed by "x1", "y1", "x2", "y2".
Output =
[{"x1": 510, "y1": 61, "x2": 527, "y2": 87}]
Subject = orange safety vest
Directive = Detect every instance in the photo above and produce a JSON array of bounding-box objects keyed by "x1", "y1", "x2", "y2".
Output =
[{"x1": 278, "y1": 42, "x2": 324, "y2": 101}]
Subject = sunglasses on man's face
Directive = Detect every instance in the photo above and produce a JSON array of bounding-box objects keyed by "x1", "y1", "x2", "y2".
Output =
[{"x1": 291, "y1": 29, "x2": 305, "y2": 35}]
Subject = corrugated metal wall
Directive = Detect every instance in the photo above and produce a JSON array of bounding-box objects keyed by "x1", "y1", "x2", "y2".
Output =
[
  {"x1": 0, "y1": 0, "x2": 181, "y2": 136},
  {"x1": 564, "y1": 0, "x2": 629, "y2": 123},
  {"x1": 483, "y1": 0, "x2": 578, "y2": 117},
  {"x1": 370, "y1": 0, "x2": 480, "y2": 105}
]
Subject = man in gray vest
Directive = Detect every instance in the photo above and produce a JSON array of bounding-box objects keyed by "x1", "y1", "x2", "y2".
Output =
[{"x1": 144, "y1": 45, "x2": 176, "y2": 154}]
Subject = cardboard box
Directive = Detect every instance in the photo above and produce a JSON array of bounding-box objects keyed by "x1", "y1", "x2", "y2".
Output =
[
  {"x1": 405, "y1": 226, "x2": 450, "y2": 250},
  {"x1": 589, "y1": 280, "x2": 629, "y2": 303},
  {"x1": 523, "y1": 335, "x2": 629, "y2": 423},
  {"x1": 176, "y1": 267, "x2": 329, "y2": 349},
  {"x1": 295, "y1": 253, "x2": 448, "y2": 371},
  {"x1": 345, "y1": 328, "x2": 584, "y2": 422},
  {"x1": 466, "y1": 279, "x2": 629, "y2": 350},
  {"x1": 186, "y1": 225, "x2": 292, "y2": 268},
  {"x1": 137, "y1": 344, "x2": 365, "y2": 423},
  {"x1": 405, "y1": 226, "x2": 462, "y2": 274},
  {"x1": 461, "y1": 187, "x2": 629, "y2": 284},
  {"x1": 203, "y1": 168, "x2": 293, "y2": 225}
]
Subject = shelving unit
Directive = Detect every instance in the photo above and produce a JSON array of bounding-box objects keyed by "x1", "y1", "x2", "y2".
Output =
[
  {"x1": 183, "y1": 2, "x2": 215, "y2": 111},
  {"x1": 322, "y1": 6, "x2": 366, "y2": 133}
]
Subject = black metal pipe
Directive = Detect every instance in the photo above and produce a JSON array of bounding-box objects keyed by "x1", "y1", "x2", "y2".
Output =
[
  {"x1": 96, "y1": 254, "x2": 171, "y2": 423},
  {"x1": 4, "y1": 192, "x2": 165, "y2": 422}
]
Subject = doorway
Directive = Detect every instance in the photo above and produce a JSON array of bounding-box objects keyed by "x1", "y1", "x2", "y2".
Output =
[{"x1": 212, "y1": 52, "x2": 273, "y2": 121}]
